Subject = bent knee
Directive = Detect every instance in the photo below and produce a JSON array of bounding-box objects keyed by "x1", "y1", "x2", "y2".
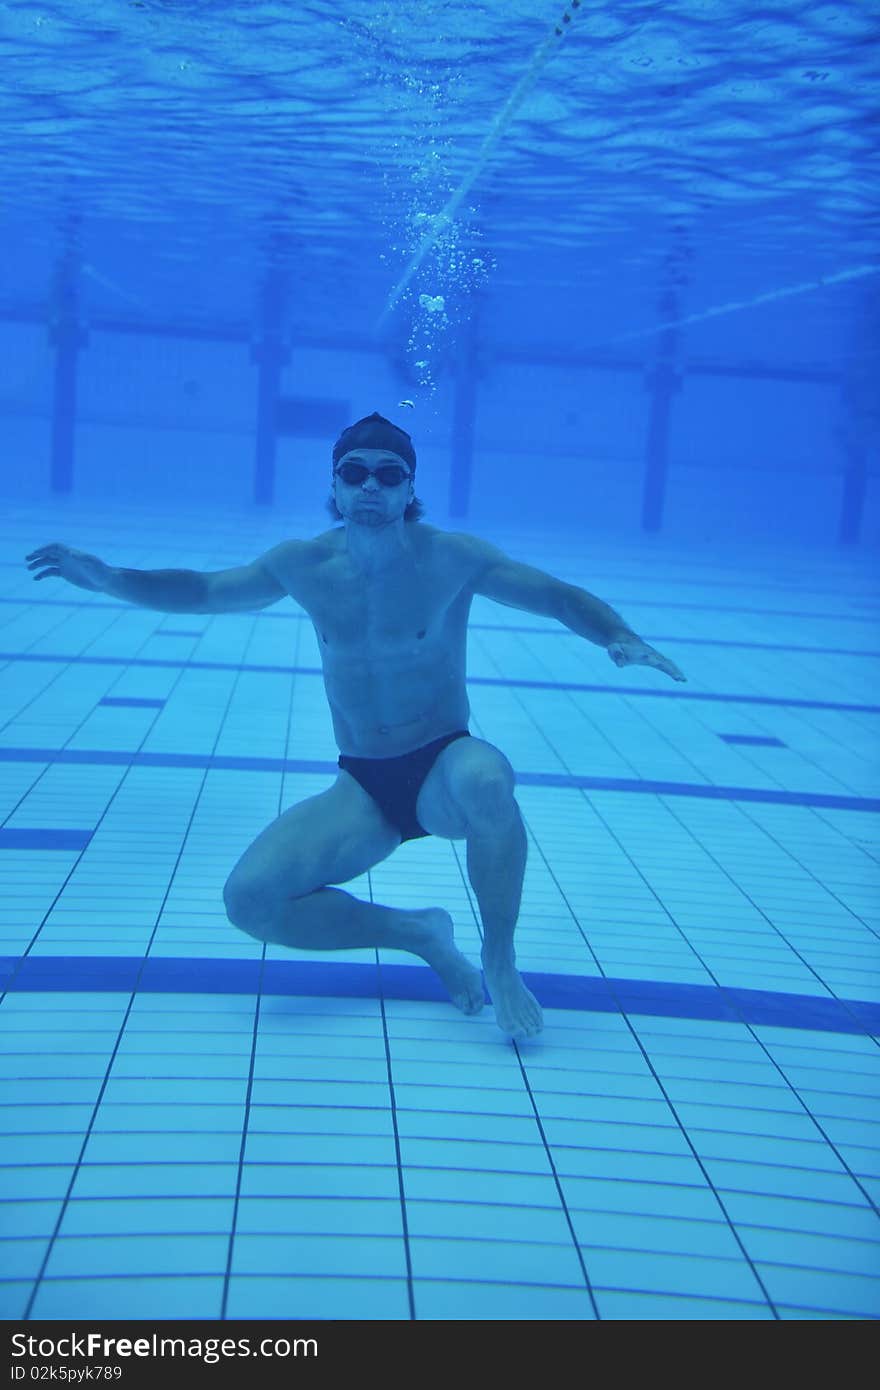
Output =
[
  {"x1": 454, "y1": 756, "x2": 517, "y2": 834},
  {"x1": 223, "y1": 872, "x2": 299, "y2": 938}
]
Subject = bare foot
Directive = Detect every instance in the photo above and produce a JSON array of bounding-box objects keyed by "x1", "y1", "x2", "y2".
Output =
[
  {"x1": 411, "y1": 908, "x2": 485, "y2": 1015},
  {"x1": 482, "y1": 953, "x2": 543, "y2": 1039}
]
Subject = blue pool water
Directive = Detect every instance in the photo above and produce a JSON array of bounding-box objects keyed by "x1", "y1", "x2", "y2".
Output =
[{"x1": 0, "y1": 0, "x2": 878, "y2": 1321}]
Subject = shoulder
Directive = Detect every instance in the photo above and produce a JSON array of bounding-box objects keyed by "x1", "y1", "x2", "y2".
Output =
[
  {"x1": 434, "y1": 528, "x2": 507, "y2": 578},
  {"x1": 259, "y1": 532, "x2": 339, "y2": 582},
  {"x1": 253, "y1": 533, "x2": 345, "y2": 610},
  {"x1": 407, "y1": 525, "x2": 503, "y2": 580}
]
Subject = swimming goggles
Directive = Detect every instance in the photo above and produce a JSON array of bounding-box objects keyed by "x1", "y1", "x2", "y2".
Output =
[{"x1": 334, "y1": 461, "x2": 412, "y2": 487}]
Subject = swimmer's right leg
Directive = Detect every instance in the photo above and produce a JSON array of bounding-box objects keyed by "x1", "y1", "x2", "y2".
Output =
[{"x1": 222, "y1": 772, "x2": 484, "y2": 1015}]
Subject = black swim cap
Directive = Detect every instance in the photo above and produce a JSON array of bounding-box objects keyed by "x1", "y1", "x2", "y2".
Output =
[{"x1": 332, "y1": 412, "x2": 416, "y2": 472}]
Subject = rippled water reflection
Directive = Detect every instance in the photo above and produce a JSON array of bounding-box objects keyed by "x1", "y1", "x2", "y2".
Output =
[{"x1": 1, "y1": 0, "x2": 876, "y2": 352}]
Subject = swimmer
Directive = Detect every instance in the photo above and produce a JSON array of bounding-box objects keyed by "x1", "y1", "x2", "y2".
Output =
[{"x1": 25, "y1": 413, "x2": 685, "y2": 1039}]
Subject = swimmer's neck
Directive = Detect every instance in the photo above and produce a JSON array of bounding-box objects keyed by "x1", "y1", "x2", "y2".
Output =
[{"x1": 343, "y1": 517, "x2": 415, "y2": 575}]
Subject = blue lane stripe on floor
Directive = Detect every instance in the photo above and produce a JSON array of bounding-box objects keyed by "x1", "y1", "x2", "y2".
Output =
[
  {"x1": 1, "y1": 955, "x2": 877, "y2": 1036},
  {"x1": 1, "y1": 652, "x2": 878, "y2": 714},
  {"x1": 720, "y1": 734, "x2": 786, "y2": 747},
  {"x1": 520, "y1": 774, "x2": 880, "y2": 813},
  {"x1": 6, "y1": 591, "x2": 880, "y2": 626},
  {"x1": 0, "y1": 747, "x2": 877, "y2": 813},
  {"x1": 99, "y1": 697, "x2": 166, "y2": 709},
  {"x1": 0, "y1": 829, "x2": 93, "y2": 850}
]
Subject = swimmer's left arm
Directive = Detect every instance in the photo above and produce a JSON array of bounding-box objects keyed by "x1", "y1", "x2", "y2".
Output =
[
  {"x1": 465, "y1": 536, "x2": 686, "y2": 683},
  {"x1": 604, "y1": 632, "x2": 687, "y2": 683},
  {"x1": 558, "y1": 583, "x2": 686, "y2": 682}
]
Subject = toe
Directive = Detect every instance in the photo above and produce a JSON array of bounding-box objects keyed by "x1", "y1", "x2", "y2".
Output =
[
  {"x1": 456, "y1": 992, "x2": 483, "y2": 1015},
  {"x1": 452, "y1": 963, "x2": 485, "y2": 1015}
]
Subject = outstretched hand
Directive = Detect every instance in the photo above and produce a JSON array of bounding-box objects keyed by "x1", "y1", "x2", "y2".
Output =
[
  {"x1": 25, "y1": 542, "x2": 109, "y2": 593},
  {"x1": 607, "y1": 634, "x2": 686, "y2": 683}
]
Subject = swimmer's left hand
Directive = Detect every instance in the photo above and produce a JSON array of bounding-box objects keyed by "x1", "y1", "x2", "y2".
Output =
[{"x1": 607, "y1": 636, "x2": 686, "y2": 683}]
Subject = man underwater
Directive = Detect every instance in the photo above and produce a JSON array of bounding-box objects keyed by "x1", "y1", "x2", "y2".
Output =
[{"x1": 26, "y1": 412, "x2": 685, "y2": 1038}]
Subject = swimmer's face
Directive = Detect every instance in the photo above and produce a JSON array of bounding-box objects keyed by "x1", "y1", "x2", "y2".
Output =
[{"x1": 332, "y1": 449, "x2": 415, "y2": 527}]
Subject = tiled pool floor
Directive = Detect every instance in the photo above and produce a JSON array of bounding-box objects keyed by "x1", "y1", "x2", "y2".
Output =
[{"x1": 1, "y1": 502, "x2": 878, "y2": 1320}]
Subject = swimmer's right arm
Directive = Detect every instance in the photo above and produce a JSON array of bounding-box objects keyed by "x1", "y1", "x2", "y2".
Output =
[{"x1": 24, "y1": 541, "x2": 295, "y2": 614}]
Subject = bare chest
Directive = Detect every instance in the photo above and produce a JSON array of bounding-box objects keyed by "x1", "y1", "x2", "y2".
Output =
[{"x1": 302, "y1": 557, "x2": 469, "y2": 658}]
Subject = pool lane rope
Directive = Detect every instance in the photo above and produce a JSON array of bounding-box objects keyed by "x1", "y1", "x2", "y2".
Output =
[
  {"x1": 596, "y1": 262, "x2": 880, "y2": 350},
  {"x1": 377, "y1": 0, "x2": 585, "y2": 328},
  {"x1": 377, "y1": 0, "x2": 878, "y2": 344}
]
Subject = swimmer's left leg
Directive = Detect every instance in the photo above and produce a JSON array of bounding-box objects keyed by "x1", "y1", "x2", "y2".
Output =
[
  {"x1": 418, "y1": 738, "x2": 544, "y2": 1039},
  {"x1": 466, "y1": 805, "x2": 543, "y2": 1039}
]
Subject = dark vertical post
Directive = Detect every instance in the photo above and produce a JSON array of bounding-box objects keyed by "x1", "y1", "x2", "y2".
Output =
[
  {"x1": 641, "y1": 292, "x2": 681, "y2": 533},
  {"x1": 838, "y1": 442, "x2": 867, "y2": 544},
  {"x1": 49, "y1": 247, "x2": 86, "y2": 495},
  {"x1": 836, "y1": 339, "x2": 877, "y2": 545},
  {"x1": 251, "y1": 266, "x2": 289, "y2": 506},
  {"x1": 449, "y1": 310, "x2": 479, "y2": 519}
]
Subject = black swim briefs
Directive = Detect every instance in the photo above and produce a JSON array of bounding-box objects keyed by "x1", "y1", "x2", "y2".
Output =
[{"x1": 338, "y1": 729, "x2": 470, "y2": 843}]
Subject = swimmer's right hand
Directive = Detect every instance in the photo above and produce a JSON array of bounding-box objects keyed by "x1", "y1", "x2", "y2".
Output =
[{"x1": 25, "y1": 542, "x2": 110, "y2": 593}]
